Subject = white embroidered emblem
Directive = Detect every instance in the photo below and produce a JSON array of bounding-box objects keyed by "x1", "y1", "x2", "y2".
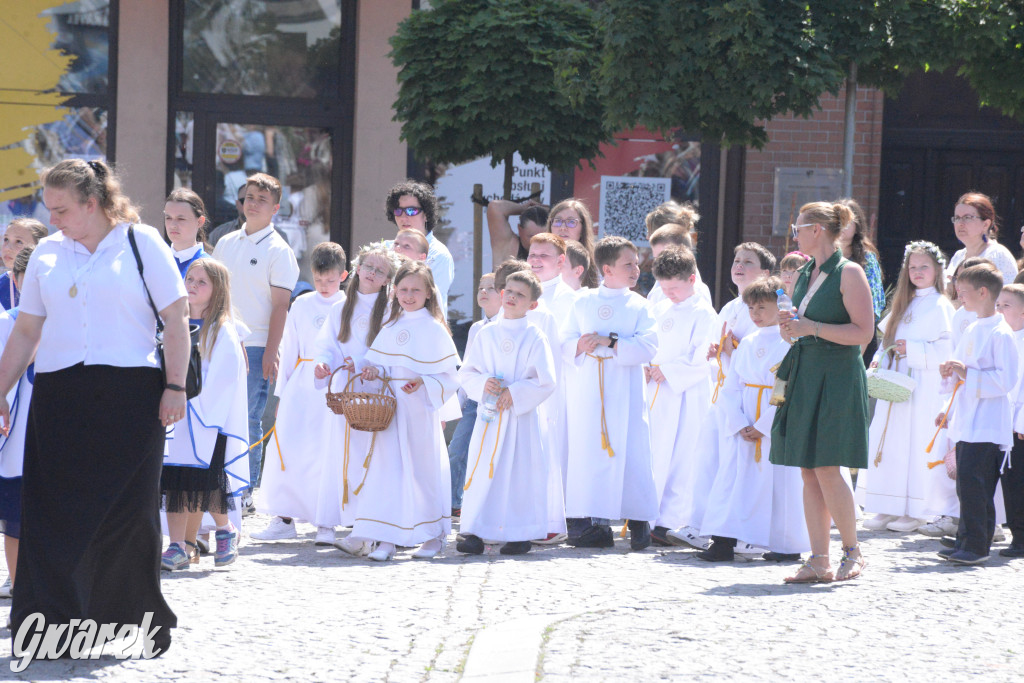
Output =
[
  {"x1": 597, "y1": 304, "x2": 614, "y2": 321},
  {"x1": 903, "y1": 313, "x2": 913, "y2": 325},
  {"x1": 661, "y1": 318, "x2": 675, "y2": 332},
  {"x1": 396, "y1": 330, "x2": 411, "y2": 346},
  {"x1": 501, "y1": 338, "x2": 515, "y2": 355},
  {"x1": 314, "y1": 315, "x2": 326, "y2": 329},
  {"x1": 356, "y1": 315, "x2": 369, "y2": 330},
  {"x1": 756, "y1": 347, "x2": 766, "y2": 358},
  {"x1": 960, "y1": 320, "x2": 970, "y2": 332}
]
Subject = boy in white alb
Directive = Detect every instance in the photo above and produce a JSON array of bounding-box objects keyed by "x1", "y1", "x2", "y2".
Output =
[
  {"x1": 252, "y1": 243, "x2": 347, "y2": 543},
  {"x1": 938, "y1": 264, "x2": 1018, "y2": 565},
  {"x1": 1001, "y1": 285, "x2": 1024, "y2": 557},
  {"x1": 643, "y1": 246, "x2": 717, "y2": 546},
  {"x1": 698, "y1": 277, "x2": 809, "y2": 562},
  {"x1": 668, "y1": 242, "x2": 774, "y2": 548},
  {"x1": 645, "y1": 224, "x2": 712, "y2": 308},
  {"x1": 562, "y1": 236, "x2": 658, "y2": 550},
  {"x1": 212, "y1": 173, "x2": 299, "y2": 504},
  {"x1": 456, "y1": 270, "x2": 559, "y2": 555}
]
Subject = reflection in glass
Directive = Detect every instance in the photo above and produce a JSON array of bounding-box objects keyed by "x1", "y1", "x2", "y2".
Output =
[
  {"x1": 173, "y1": 112, "x2": 194, "y2": 190},
  {"x1": 214, "y1": 123, "x2": 333, "y2": 282},
  {"x1": 43, "y1": 0, "x2": 111, "y2": 95},
  {"x1": 182, "y1": 0, "x2": 342, "y2": 98}
]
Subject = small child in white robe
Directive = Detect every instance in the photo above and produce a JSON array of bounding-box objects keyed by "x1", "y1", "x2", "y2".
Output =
[
  {"x1": 312, "y1": 245, "x2": 397, "y2": 554},
  {"x1": 457, "y1": 270, "x2": 558, "y2": 554},
  {"x1": 349, "y1": 261, "x2": 460, "y2": 561},
  {"x1": 561, "y1": 236, "x2": 658, "y2": 550},
  {"x1": 668, "y1": 242, "x2": 774, "y2": 549},
  {"x1": 253, "y1": 243, "x2": 348, "y2": 543},
  {"x1": 642, "y1": 246, "x2": 717, "y2": 546},
  {"x1": 698, "y1": 277, "x2": 809, "y2": 561}
]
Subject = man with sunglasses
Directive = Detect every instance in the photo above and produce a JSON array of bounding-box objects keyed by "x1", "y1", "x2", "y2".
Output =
[{"x1": 384, "y1": 180, "x2": 454, "y2": 312}]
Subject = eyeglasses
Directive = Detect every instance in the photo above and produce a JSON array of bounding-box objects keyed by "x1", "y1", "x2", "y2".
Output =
[
  {"x1": 552, "y1": 218, "x2": 580, "y2": 229},
  {"x1": 951, "y1": 214, "x2": 980, "y2": 224},
  {"x1": 394, "y1": 207, "x2": 423, "y2": 217},
  {"x1": 359, "y1": 263, "x2": 388, "y2": 278},
  {"x1": 790, "y1": 223, "x2": 816, "y2": 238}
]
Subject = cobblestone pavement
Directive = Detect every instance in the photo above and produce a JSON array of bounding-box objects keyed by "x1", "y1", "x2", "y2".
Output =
[{"x1": 0, "y1": 510, "x2": 1021, "y2": 681}]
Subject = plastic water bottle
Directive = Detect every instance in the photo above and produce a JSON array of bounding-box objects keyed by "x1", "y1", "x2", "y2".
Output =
[
  {"x1": 479, "y1": 373, "x2": 504, "y2": 423},
  {"x1": 776, "y1": 288, "x2": 798, "y2": 320}
]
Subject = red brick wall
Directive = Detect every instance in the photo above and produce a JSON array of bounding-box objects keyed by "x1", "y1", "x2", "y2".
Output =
[{"x1": 741, "y1": 86, "x2": 885, "y2": 259}]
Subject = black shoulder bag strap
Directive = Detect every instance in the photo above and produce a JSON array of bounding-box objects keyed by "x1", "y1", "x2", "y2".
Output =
[{"x1": 126, "y1": 224, "x2": 164, "y2": 334}]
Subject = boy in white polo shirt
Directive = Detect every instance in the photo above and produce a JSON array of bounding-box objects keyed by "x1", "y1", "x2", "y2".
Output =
[{"x1": 213, "y1": 173, "x2": 299, "y2": 505}]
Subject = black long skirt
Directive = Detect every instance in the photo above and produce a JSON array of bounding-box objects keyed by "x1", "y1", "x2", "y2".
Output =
[{"x1": 10, "y1": 363, "x2": 177, "y2": 640}]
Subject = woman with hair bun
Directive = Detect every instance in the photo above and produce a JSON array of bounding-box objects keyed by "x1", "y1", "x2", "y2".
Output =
[
  {"x1": 947, "y1": 192, "x2": 1017, "y2": 285},
  {"x1": 0, "y1": 159, "x2": 187, "y2": 654},
  {"x1": 771, "y1": 201, "x2": 875, "y2": 583}
]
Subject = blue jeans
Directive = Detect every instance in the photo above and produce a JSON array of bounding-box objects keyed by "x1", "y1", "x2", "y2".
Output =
[
  {"x1": 448, "y1": 398, "x2": 477, "y2": 509},
  {"x1": 246, "y1": 346, "x2": 270, "y2": 490}
]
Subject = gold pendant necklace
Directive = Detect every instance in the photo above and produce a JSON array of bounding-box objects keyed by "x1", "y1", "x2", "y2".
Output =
[{"x1": 69, "y1": 283, "x2": 78, "y2": 298}]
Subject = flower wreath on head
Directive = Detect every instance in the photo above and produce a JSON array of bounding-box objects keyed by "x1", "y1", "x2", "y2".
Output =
[
  {"x1": 351, "y1": 241, "x2": 403, "y2": 277},
  {"x1": 903, "y1": 240, "x2": 947, "y2": 286}
]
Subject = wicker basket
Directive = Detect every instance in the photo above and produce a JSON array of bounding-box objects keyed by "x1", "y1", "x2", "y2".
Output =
[
  {"x1": 326, "y1": 369, "x2": 397, "y2": 432},
  {"x1": 866, "y1": 345, "x2": 916, "y2": 403}
]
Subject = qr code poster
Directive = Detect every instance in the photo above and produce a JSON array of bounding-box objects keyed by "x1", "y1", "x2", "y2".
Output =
[{"x1": 598, "y1": 176, "x2": 671, "y2": 247}]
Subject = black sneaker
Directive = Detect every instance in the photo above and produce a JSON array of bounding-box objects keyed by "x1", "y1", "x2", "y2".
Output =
[
  {"x1": 456, "y1": 534, "x2": 485, "y2": 555},
  {"x1": 999, "y1": 544, "x2": 1024, "y2": 558},
  {"x1": 628, "y1": 520, "x2": 651, "y2": 551},
  {"x1": 937, "y1": 547, "x2": 957, "y2": 559},
  {"x1": 762, "y1": 551, "x2": 802, "y2": 562},
  {"x1": 651, "y1": 526, "x2": 673, "y2": 547},
  {"x1": 570, "y1": 524, "x2": 615, "y2": 548},
  {"x1": 696, "y1": 540, "x2": 735, "y2": 562},
  {"x1": 499, "y1": 540, "x2": 532, "y2": 555},
  {"x1": 451, "y1": 508, "x2": 461, "y2": 520}
]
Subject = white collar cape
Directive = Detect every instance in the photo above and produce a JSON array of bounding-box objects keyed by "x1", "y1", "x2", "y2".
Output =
[{"x1": 364, "y1": 307, "x2": 459, "y2": 375}]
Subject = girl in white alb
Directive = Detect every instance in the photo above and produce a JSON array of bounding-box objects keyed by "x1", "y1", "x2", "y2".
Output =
[
  {"x1": 312, "y1": 245, "x2": 397, "y2": 555},
  {"x1": 255, "y1": 243, "x2": 348, "y2": 543},
  {"x1": 858, "y1": 242, "x2": 955, "y2": 533},
  {"x1": 348, "y1": 261, "x2": 460, "y2": 561}
]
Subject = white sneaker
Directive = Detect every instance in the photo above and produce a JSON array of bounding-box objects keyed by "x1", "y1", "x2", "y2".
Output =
[
  {"x1": 314, "y1": 527, "x2": 335, "y2": 546},
  {"x1": 862, "y1": 513, "x2": 898, "y2": 530},
  {"x1": 993, "y1": 525, "x2": 1006, "y2": 543},
  {"x1": 0, "y1": 577, "x2": 11, "y2": 599},
  {"x1": 334, "y1": 536, "x2": 373, "y2": 557},
  {"x1": 411, "y1": 537, "x2": 445, "y2": 559},
  {"x1": 918, "y1": 516, "x2": 958, "y2": 537},
  {"x1": 886, "y1": 516, "x2": 924, "y2": 532},
  {"x1": 368, "y1": 542, "x2": 396, "y2": 562},
  {"x1": 250, "y1": 517, "x2": 297, "y2": 541},
  {"x1": 666, "y1": 526, "x2": 711, "y2": 550},
  {"x1": 735, "y1": 541, "x2": 768, "y2": 555}
]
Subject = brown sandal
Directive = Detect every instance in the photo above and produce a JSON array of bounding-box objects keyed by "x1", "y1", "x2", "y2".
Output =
[
  {"x1": 835, "y1": 545, "x2": 866, "y2": 581},
  {"x1": 783, "y1": 554, "x2": 833, "y2": 584}
]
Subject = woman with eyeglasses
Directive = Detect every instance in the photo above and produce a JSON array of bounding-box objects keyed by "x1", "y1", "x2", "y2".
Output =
[
  {"x1": 546, "y1": 199, "x2": 599, "y2": 288},
  {"x1": 771, "y1": 201, "x2": 875, "y2": 583},
  {"x1": 384, "y1": 180, "x2": 454, "y2": 312},
  {"x1": 947, "y1": 192, "x2": 1017, "y2": 286}
]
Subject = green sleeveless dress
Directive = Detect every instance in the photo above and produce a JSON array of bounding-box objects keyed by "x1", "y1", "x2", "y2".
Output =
[{"x1": 769, "y1": 249, "x2": 870, "y2": 469}]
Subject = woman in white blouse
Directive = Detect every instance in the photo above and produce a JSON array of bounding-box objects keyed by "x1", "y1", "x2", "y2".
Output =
[
  {"x1": 0, "y1": 160, "x2": 189, "y2": 655},
  {"x1": 946, "y1": 192, "x2": 1018, "y2": 285}
]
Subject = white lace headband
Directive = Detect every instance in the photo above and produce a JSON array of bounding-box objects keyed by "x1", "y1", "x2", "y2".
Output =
[{"x1": 903, "y1": 240, "x2": 947, "y2": 270}]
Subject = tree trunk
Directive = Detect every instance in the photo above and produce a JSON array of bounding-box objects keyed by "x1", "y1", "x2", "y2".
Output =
[
  {"x1": 842, "y1": 61, "x2": 857, "y2": 198},
  {"x1": 503, "y1": 152, "x2": 514, "y2": 200}
]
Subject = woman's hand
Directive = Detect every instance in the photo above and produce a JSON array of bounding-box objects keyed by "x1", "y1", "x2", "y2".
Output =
[
  {"x1": 313, "y1": 362, "x2": 331, "y2": 380},
  {"x1": 401, "y1": 377, "x2": 424, "y2": 394},
  {"x1": 160, "y1": 388, "x2": 187, "y2": 426},
  {"x1": 781, "y1": 316, "x2": 815, "y2": 339},
  {"x1": 361, "y1": 366, "x2": 380, "y2": 382}
]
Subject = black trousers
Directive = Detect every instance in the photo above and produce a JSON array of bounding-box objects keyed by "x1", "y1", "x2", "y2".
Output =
[
  {"x1": 954, "y1": 441, "x2": 1003, "y2": 556},
  {"x1": 1004, "y1": 435, "x2": 1024, "y2": 541}
]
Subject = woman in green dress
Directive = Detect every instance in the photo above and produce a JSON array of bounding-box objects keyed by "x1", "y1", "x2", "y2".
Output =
[{"x1": 770, "y1": 202, "x2": 875, "y2": 583}]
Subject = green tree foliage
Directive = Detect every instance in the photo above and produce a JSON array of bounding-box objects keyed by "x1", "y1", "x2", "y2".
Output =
[
  {"x1": 389, "y1": 0, "x2": 610, "y2": 197},
  {"x1": 947, "y1": 1, "x2": 1024, "y2": 120},
  {"x1": 597, "y1": 0, "x2": 844, "y2": 148}
]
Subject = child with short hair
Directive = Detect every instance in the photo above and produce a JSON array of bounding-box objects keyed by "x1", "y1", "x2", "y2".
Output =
[
  {"x1": 937, "y1": 264, "x2": 1018, "y2": 564},
  {"x1": 312, "y1": 244, "x2": 397, "y2": 555},
  {"x1": 667, "y1": 241, "x2": 774, "y2": 548},
  {"x1": 646, "y1": 224, "x2": 712, "y2": 307},
  {"x1": 0, "y1": 246, "x2": 37, "y2": 595},
  {"x1": 212, "y1": 173, "x2": 300, "y2": 506},
  {"x1": 857, "y1": 242, "x2": 955, "y2": 533},
  {"x1": 393, "y1": 228, "x2": 429, "y2": 262},
  {"x1": 644, "y1": 246, "x2": 718, "y2": 546},
  {"x1": 778, "y1": 251, "x2": 811, "y2": 297},
  {"x1": 161, "y1": 259, "x2": 249, "y2": 570},
  {"x1": 447, "y1": 273, "x2": 502, "y2": 517},
  {"x1": 698, "y1": 276, "x2": 809, "y2": 562},
  {"x1": 562, "y1": 239, "x2": 589, "y2": 291},
  {"x1": 998, "y1": 284, "x2": 1024, "y2": 557},
  {"x1": 253, "y1": 242, "x2": 348, "y2": 543},
  {"x1": 562, "y1": 236, "x2": 658, "y2": 550},
  {"x1": 456, "y1": 270, "x2": 558, "y2": 555},
  {"x1": 349, "y1": 261, "x2": 460, "y2": 561},
  {"x1": 0, "y1": 218, "x2": 47, "y2": 310}
]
